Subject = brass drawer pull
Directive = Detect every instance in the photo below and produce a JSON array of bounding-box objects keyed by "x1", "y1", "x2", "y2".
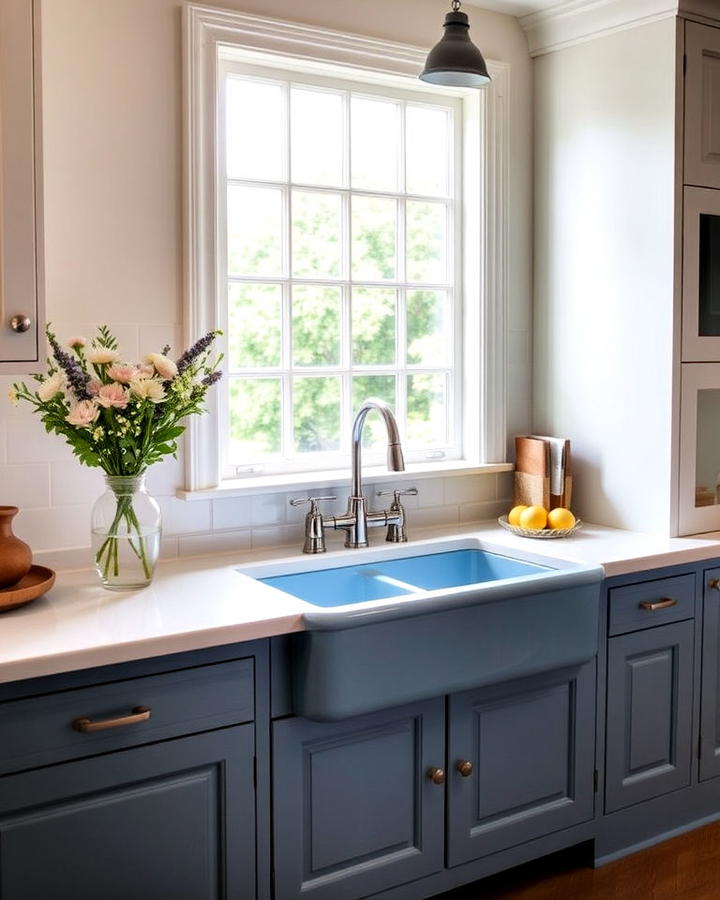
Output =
[
  {"x1": 72, "y1": 705, "x2": 151, "y2": 733},
  {"x1": 638, "y1": 598, "x2": 677, "y2": 612}
]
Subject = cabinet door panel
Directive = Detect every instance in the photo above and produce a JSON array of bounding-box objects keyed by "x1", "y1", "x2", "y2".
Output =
[
  {"x1": 0, "y1": 727, "x2": 255, "y2": 900},
  {"x1": 273, "y1": 699, "x2": 444, "y2": 900},
  {"x1": 685, "y1": 22, "x2": 720, "y2": 189},
  {"x1": 701, "y1": 567, "x2": 720, "y2": 781},
  {"x1": 447, "y1": 662, "x2": 595, "y2": 867},
  {"x1": 605, "y1": 621, "x2": 694, "y2": 812}
]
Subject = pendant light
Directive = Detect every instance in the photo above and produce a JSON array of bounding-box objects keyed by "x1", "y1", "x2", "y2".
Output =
[{"x1": 420, "y1": 0, "x2": 491, "y2": 89}]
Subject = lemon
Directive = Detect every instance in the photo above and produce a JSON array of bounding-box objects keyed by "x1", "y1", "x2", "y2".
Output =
[
  {"x1": 518, "y1": 505, "x2": 548, "y2": 530},
  {"x1": 547, "y1": 507, "x2": 576, "y2": 530},
  {"x1": 507, "y1": 505, "x2": 528, "y2": 526}
]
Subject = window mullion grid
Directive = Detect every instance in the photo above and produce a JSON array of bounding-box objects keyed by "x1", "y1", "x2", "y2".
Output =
[
  {"x1": 341, "y1": 89, "x2": 352, "y2": 454},
  {"x1": 282, "y1": 80, "x2": 293, "y2": 461},
  {"x1": 396, "y1": 98, "x2": 408, "y2": 438}
]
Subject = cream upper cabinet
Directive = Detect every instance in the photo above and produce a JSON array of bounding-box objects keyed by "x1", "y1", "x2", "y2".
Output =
[
  {"x1": 682, "y1": 186, "x2": 720, "y2": 361},
  {"x1": 685, "y1": 22, "x2": 720, "y2": 189},
  {"x1": 0, "y1": 0, "x2": 44, "y2": 373}
]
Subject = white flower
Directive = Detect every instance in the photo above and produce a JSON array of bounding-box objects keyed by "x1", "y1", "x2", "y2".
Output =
[
  {"x1": 130, "y1": 376, "x2": 166, "y2": 403},
  {"x1": 7, "y1": 385, "x2": 19, "y2": 407},
  {"x1": 87, "y1": 348, "x2": 120, "y2": 365},
  {"x1": 145, "y1": 352, "x2": 178, "y2": 380},
  {"x1": 67, "y1": 336, "x2": 87, "y2": 349},
  {"x1": 36, "y1": 371, "x2": 66, "y2": 402}
]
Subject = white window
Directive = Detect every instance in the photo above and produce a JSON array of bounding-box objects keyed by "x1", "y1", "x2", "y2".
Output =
[{"x1": 184, "y1": 7, "x2": 509, "y2": 494}]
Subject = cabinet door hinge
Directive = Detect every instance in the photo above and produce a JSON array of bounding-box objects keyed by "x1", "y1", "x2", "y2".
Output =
[{"x1": 593, "y1": 769, "x2": 598, "y2": 792}]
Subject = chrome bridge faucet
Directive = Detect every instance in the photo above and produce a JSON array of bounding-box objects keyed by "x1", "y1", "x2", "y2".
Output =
[{"x1": 289, "y1": 398, "x2": 417, "y2": 553}]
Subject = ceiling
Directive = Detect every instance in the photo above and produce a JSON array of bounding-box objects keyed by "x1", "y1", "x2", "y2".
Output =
[{"x1": 462, "y1": 0, "x2": 567, "y2": 16}]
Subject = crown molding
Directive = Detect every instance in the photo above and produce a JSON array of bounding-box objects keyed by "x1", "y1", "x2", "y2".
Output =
[{"x1": 520, "y1": 0, "x2": 680, "y2": 57}]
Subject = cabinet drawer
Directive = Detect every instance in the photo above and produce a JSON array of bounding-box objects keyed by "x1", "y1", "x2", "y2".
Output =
[
  {"x1": 608, "y1": 574, "x2": 695, "y2": 636},
  {"x1": 0, "y1": 657, "x2": 254, "y2": 775}
]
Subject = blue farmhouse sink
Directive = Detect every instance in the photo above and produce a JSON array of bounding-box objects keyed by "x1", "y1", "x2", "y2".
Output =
[{"x1": 240, "y1": 537, "x2": 603, "y2": 720}]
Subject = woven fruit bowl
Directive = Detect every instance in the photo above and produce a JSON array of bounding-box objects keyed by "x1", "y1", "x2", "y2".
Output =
[{"x1": 497, "y1": 515, "x2": 583, "y2": 539}]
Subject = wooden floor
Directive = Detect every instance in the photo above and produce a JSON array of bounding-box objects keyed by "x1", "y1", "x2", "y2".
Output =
[{"x1": 435, "y1": 821, "x2": 720, "y2": 899}]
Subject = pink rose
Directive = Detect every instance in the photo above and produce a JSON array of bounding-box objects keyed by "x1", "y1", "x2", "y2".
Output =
[
  {"x1": 107, "y1": 364, "x2": 139, "y2": 384},
  {"x1": 65, "y1": 400, "x2": 99, "y2": 427},
  {"x1": 96, "y1": 383, "x2": 129, "y2": 409}
]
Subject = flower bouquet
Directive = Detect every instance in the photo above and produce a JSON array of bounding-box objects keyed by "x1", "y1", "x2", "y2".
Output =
[{"x1": 10, "y1": 326, "x2": 222, "y2": 589}]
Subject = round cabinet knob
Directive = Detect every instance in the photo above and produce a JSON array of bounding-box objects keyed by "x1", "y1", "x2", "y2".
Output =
[
  {"x1": 456, "y1": 760, "x2": 473, "y2": 777},
  {"x1": 9, "y1": 315, "x2": 32, "y2": 333},
  {"x1": 427, "y1": 767, "x2": 445, "y2": 785},
  {"x1": 710, "y1": 579, "x2": 720, "y2": 591}
]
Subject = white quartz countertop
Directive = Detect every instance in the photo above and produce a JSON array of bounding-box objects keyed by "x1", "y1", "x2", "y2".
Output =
[{"x1": 2, "y1": 520, "x2": 720, "y2": 685}]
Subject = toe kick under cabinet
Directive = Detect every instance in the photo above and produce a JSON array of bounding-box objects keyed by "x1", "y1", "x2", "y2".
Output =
[{"x1": 0, "y1": 642, "x2": 268, "y2": 900}]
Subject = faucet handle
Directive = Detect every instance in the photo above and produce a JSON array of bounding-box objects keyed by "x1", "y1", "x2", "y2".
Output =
[
  {"x1": 377, "y1": 487, "x2": 418, "y2": 504},
  {"x1": 289, "y1": 496, "x2": 336, "y2": 554},
  {"x1": 289, "y1": 495, "x2": 336, "y2": 508}
]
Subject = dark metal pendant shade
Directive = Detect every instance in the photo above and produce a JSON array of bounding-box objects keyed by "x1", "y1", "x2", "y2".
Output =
[{"x1": 420, "y1": 6, "x2": 491, "y2": 89}]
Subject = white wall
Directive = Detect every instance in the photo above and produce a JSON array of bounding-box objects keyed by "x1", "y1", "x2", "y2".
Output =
[
  {"x1": 0, "y1": 0, "x2": 532, "y2": 565},
  {"x1": 532, "y1": 18, "x2": 677, "y2": 533}
]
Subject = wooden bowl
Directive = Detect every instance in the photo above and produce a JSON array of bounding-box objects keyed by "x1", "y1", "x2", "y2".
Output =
[{"x1": 0, "y1": 565, "x2": 56, "y2": 613}]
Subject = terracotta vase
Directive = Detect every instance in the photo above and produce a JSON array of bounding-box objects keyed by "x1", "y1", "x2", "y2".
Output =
[{"x1": 0, "y1": 506, "x2": 32, "y2": 589}]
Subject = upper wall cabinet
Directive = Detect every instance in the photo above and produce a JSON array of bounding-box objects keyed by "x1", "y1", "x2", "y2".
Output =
[
  {"x1": 682, "y1": 186, "x2": 720, "y2": 360},
  {"x1": 685, "y1": 22, "x2": 720, "y2": 189},
  {"x1": 0, "y1": 0, "x2": 44, "y2": 373}
]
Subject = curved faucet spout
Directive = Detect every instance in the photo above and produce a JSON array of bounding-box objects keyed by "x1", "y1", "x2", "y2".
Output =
[{"x1": 351, "y1": 398, "x2": 405, "y2": 498}]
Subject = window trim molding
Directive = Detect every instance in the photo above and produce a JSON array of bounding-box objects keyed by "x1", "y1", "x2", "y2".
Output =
[{"x1": 183, "y1": 3, "x2": 510, "y2": 491}]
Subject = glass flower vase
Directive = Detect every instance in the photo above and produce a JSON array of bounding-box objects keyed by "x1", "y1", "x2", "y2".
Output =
[{"x1": 91, "y1": 475, "x2": 161, "y2": 590}]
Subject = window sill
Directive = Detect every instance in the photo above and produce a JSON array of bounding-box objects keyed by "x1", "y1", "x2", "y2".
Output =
[{"x1": 176, "y1": 461, "x2": 513, "y2": 501}]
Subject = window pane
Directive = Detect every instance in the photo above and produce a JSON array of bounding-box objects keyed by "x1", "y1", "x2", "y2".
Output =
[
  {"x1": 406, "y1": 373, "x2": 448, "y2": 447},
  {"x1": 351, "y1": 96, "x2": 400, "y2": 192},
  {"x1": 292, "y1": 285, "x2": 342, "y2": 366},
  {"x1": 352, "y1": 287, "x2": 396, "y2": 365},
  {"x1": 292, "y1": 190, "x2": 342, "y2": 278},
  {"x1": 406, "y1": 105, "x2": 450, "y2": 197},
  {"x1": 291, "y1": 87, "x2": 345, "y2": 187},
  {"x1": 228, "y1": 283, "x2": 281, "y2": 369},
  {"x1": 407, "y1": 290, "x2": 450, "y2": 366},
  {"x1": 293, "y1": 376, "x2": 341, "y2": 452},
  {"x1": 229, "y1": 377, "x2": 282, "y2": 459},
  {"x1": 407, "y1": 200, "x2": 447, "y2": 284},
  {"x1": 352, "y1": 196, "x2": 397, "y2": 281},
  {"x1": 228, "y1": 185, "x2": 283, "y2": 276},
  {"x1": 352, "y1": 376, "x2": 396, "y2": 447},
  {"x1": 226, "y1": 78, "x2": 284, "y2": 182}
]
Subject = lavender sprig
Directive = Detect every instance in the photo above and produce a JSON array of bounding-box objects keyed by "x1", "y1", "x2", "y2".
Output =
[
  {"x1": 201, "y1": 371, "x2": 222, "y2": 387},
  {"x1": 46, "y1": 328, "x2": 92, "y2": 400},
  {"x1": 176, "y1": 331, "x2": 220, "y2": 374}
]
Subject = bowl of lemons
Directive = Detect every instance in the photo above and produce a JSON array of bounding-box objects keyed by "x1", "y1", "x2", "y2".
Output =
[{"x1": 498, "y1": 505, "x2": 581, "y2": 539}]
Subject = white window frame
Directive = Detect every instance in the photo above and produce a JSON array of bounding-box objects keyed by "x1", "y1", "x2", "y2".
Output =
[{"x1": 182, "y1": 4, "x2": 510, "y2": 495}]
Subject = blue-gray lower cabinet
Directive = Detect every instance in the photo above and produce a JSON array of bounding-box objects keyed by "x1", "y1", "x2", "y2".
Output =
[
  {"x1": 605, "y1": 620, "x2": 694, "y2": 812},
  {"x1": 700, "y1": 566, "x2": 720, "y2": 781},
  {"x1": 0, "y1": 726, "x2": 255, "y2": 900},
  {"x1": 446, "y1": 661, "x2": 596, "y2": 867},
  {"x1": 272, "y1": 698, "x2": 445, "y2": 900}
]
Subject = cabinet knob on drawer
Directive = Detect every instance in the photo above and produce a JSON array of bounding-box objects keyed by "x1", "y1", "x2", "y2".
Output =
[
  {"x1": 638, "y1": 597, "x2": 677, "y2": 612},
  {"x1": 9, "y1": 314, "x2": 31, "y2": 333},
  {"x1": 456, "y1": 760, "x2": 473, "y2": 777},
  {"x1": 709, "y1": 579, "x2": 720, "y2": 591},
  {"x1": 427, "y1": 767, "x2": 445, "y2": 785},
  {"x1": 72, "y1": 705, "x2": 151, "y2": 733}
]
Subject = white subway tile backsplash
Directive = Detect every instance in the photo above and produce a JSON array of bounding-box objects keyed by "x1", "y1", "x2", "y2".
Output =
[
  {"x1": 250, "y1": 492, "x2": 287, "y2": 527},
  {"x1": 443, "y1": 474, "x2": 496, "y2": 505},
  {"x1": 212, "y1": 496, "x2": 252, "y2": 531},
  {"x1": 459, "y1": 500, "x2": 508, "y2": 524},
  {"x1": 496, "y1": 471, "x2": 514, "y2": 502},
  {"x1": 0, "y1": 463, "x2": 51, "y2": 508},
  {"x1": 178, "y1": 529, "x2": 251, "y2": 558},
  {"x1": 411, "y1": 505, "x2": 459, "y2": 529},
  {"x1": 251, "y1": 524, "x2": 301, "y2": 549},
  {"x1": 157, "y1": 496, "x2": 211, "y2": 535},
  {"x1": 6, "y1": 416, "x2": 75, "y2": 463},
  {"x1": 14, "y1": 505, "x2": 91, "y2": 551},
  {"x1": 145, "y1": 454, "x2": 184, "y2": 497},
  {"x1": 50, "y1": 460, "x2": 105, "y2": 506}
]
